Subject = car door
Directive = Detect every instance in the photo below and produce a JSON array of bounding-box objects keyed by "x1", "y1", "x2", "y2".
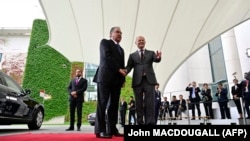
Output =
[
  {"x1": 0, "y1": 76, "x2": 12, "y2": 116},
  {"x1": 0, "y1": 72, "x2": 30, "y2": 118}
]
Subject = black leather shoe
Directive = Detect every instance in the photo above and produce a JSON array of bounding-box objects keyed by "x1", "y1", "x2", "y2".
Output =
[
  {"x1": 65, "y1": 128, "x2": 74, "y2": 131},
  {"x1": 113, "y1": 132, "x2": 124, "y2": 137},
  {"x1": 77, "y1": 128, "x2": 81, "y2": 131},
  {"x1": 96, "y1": 132, "x2": 112, "y2": 138}
]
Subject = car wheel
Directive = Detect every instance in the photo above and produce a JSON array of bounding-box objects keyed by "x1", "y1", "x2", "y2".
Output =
[
  {"x1": 28, "y1": 108, "x2": 44, "y2": 130},
  {"x1": 90, "y1": 122, "x2": 95, "y2": 126}
]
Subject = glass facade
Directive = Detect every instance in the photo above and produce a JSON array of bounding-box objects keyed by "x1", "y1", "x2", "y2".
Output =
[
  {"x1": 85, "y1": 63, "x2": 98, "y2": 101},
  {"x1": 208, "y1": 37, "x2": 229, "y2": 100}
]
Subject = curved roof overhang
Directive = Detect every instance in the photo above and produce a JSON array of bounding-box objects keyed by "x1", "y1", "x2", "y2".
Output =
[{"x1": 39, "y1": 0, "x2": 250, "y2": 89}]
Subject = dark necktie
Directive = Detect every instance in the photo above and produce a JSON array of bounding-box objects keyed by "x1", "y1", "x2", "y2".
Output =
[
  {"x1": 140, "y1": 49, "x2": 144, "y2": 60},
  {"x1": 117, "y1": 44, "x2": 122, "y2": 54}
]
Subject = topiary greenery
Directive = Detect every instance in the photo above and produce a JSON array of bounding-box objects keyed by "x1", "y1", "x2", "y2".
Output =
[
  {"x1": 22, "y1": 19, "x2": 71, "y2": 121},
  {"x1": 22, "y1": 19, "x2": 134, "y2": 124}
]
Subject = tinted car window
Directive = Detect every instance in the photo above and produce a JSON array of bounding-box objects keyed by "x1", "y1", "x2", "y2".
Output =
[{"x1": 3, "y1": 74, "x2": 23, "y2": 94}]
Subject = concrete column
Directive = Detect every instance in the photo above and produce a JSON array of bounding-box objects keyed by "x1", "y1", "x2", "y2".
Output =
[{"x1": 221, "y1": 29, "x2": 243, "y2": 89}]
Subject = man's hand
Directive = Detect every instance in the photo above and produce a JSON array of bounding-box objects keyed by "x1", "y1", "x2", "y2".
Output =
[
  {"x1": 119, "y1": 69, "x2": 127, "y2": 77},
  {"x1": 155, "y1": 50, "x2": 162, "y2": 59},
  {"x1": 71, "y1": 91, "x2": 77, "y2": 98}
]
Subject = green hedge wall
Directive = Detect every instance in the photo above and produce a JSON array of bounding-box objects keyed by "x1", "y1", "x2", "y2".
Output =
[{"x1": 22, "y1": 19, "x2": 71, "y2": 121}]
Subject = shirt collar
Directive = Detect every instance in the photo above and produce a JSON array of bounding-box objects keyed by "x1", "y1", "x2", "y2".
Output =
[
  {"x1": 111, "y1": 39, "x2": 119, "y2": 45},
  {"x1": 138, "y1": 48, "x2": 145, "y2": 52}
]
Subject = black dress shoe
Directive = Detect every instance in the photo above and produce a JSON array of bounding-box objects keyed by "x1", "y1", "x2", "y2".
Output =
[
  {"x1": 112, "y1": 132, "x2": 124, "y2": 137},
  {"x1": 96, "y1": 132, "x2": 112, "y2": 138},
  {"x1": 77, "y1": 128, "x2": 81, "y2": 131},
  {"x1": 65, "y1": 128, "x2": 74, "y2": 131}
]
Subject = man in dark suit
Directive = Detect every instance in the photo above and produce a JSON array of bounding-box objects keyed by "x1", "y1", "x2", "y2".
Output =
[
  {"x1": 231, "y1": 79, "x2": 243, "y2": 118},
  {"x1": 159, "y1": 97, "x2": 169, "y2": 120},
  {"x1": 185, "y1": 81, "x2": 201, "y2": 120},
  {"x1": 66, "y1": 69, "x2": 88, "y2": 131},
  {"x1": 128, "y1": 96, "x2": 136, "y2": 125},
  {"x1": 119, "y1": 97, "x2": 127, "y2": 127},
  {"x1": 93, "y1": 26, "x2": 126, "y2": 138},
  {"x1": 125, "y1": 35, "x2": 162, "y2": 125},
  {"x1": 201, "y1": 83, "x2": 214, "y2": 119},
  {"x1": 177, "y1": 94, "x2": 187, "y2": 120},
  {"x1": 154, "y1": 83, "x2": 161, "y2": 124},
  {"x1": 215, "y1": 83, "x2": 231, "y2": 119}
]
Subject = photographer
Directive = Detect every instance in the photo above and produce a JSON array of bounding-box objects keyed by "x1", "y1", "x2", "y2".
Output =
[
  {"x1": 215, "y1": 83, "x2": 231, "y2": 119},
  {"x1": 201, "y1": 83, "x2": 213, "y2": 119}
]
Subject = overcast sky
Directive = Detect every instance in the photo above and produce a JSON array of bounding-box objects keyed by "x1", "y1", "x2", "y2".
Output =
[{"x1": 0, "y1": 0, "x2": 45, "y2": 28}]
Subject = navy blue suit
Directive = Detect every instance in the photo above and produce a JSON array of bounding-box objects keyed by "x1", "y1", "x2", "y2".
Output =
[{"x1": 215, "y1": 87, "x2": 231, "y2": 119}]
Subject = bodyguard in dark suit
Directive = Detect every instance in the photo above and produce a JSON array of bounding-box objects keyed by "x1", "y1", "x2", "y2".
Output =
[
  {"x1": 93, "y1": 27, "x2": 126, "y2": 138},
  {"x1": 231, "y1": 79, "x2": 243, "y2": 118},
  {"x1": 125, "y1": 36, "x2": 162, "y2": 125},
  {"x1": 119, "y1": 97, "x2": 127, "y2": 127},
  {"x1": 185, "y1": 81, "x2": 201, "y2": 120},
  {"x1": 201, "y1": 83, "x2": 214, "y2": 119},
  {"x1": 154, "y1": 83, "x2": 161, "y2": 124},
  {"x1": 66, "y1": 69, "x2": 88, "y2": 131},
  {"x1": 215, "y1": 83, "x2": 231, "y2": 119}
]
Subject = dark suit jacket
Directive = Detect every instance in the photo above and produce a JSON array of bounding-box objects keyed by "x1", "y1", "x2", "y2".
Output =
[
  {"x1": 155, "y1": 90, "x2": 161, "y2": 104},
  {"x1": 126, "y1": 49, "x2": 161, "y2": 87},
  {"x1": 231, "y1": 84, "x2": 242, "y2": 98},
  {"x1": 178, "y1": 99, "x2": 187, "y2": 111},
  {"x1": 93, "y1": 39, "x2": 125, "y2": 87},
  {"x1": 215, "y1": 88, "x2": 228, "y2": 102},
  {"x1": 240, "y1": 80, "x2": 250, "y2": 100},
  {"x1": 67, "y1": 77, "x2": 88, "y2": 102},
  {"x1": 186, "y1": 86, "x2": 201, "y2": 101},
  {"x1": 201, "y1": 88, "x2": 213, "y2": 102},
  {"x1": 120, "y1": 101, "x2": 128, "y2": 111}
]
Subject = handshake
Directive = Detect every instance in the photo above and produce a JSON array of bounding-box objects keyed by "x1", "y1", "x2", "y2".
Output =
[{"x1": 119, "y1": 69, "x2": 127, "y2": 77}]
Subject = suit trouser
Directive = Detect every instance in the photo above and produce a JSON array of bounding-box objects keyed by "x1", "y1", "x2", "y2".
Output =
[
  {"x1": 203, "y1": 102, "x2": 214, "y2": 119},
  {"x1": 190, "y1": 98, "x2": 201, "y2": 118},
  {"x1": 133, "y1": 77, "x2": 155, "y2": 125},
  {"x1": 233, "y1": 99, "x2": 243, "y2": 114},
  {"x1": 69, "y1": 100, "x2": 83, "y2": 128},
  {"x1": 120, "y1": 110, "x2": 126, "y2": 126},
  {"x1": 95, "y1": 83, "x2": 121, "y2": 134},
  {"x1": 128, "y1": 110, "x2": 136, "y2": 125},
  {"x1": 218, "y1": 101, "x2": 231, "y2": 119},
  {"x1": 244, "y1": 99, "x2": 250, "y2": 117}
]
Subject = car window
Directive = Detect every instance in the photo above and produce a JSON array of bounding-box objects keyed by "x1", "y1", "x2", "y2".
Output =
[{"x1": 4, "y1": 74, "x2": 23, "y2": 93}]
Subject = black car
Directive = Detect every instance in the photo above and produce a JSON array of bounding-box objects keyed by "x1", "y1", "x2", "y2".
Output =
[
  {"x1": 0, "y1": 71, "x2": 44, "y2": 130},
  {"x1": 87, "y1": 112, "x2": 96, "y2": 126}
]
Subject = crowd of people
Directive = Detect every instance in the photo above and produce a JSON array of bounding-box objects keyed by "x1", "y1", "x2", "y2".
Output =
[{"x1": 117, "y1": 77, "x2": 250, "y2": 127}]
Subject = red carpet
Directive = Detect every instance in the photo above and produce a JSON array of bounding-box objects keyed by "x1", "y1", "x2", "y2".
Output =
[{"x1": 0, "y1": 133, "x2": 123, "y2": 141}]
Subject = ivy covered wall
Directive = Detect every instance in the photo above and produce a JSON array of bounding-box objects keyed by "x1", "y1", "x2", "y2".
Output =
[{"x1": 22, "y1": 19, "x2": 71, "y2": 121}]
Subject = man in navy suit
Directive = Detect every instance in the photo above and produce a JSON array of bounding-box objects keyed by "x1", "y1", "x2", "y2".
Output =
[
  {"x1": 125, "y1": 36, "x2": 162, "y2": 125},
  {"x1": 186, "y1": 81, "x2": 201, "y2": 120},
  {"x1": 66, "y1": 69, "x2": 88, "y2": 131},
  {"x1": 93, "y1": 26, "x2": 126, "y2": 138}
]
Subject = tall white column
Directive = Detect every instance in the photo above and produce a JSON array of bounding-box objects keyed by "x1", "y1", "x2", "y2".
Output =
[{"x1": 221, "y1": 29, "x2": 243, "y2": 90}]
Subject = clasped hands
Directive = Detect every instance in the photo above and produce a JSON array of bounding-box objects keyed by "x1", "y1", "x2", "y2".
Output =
[
  {"x1": 71, "y1": 91, "x2": 77, "y2": 98},
  {"x1": 119, "y1": 69, "x2": 127, "y2": 77}
]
